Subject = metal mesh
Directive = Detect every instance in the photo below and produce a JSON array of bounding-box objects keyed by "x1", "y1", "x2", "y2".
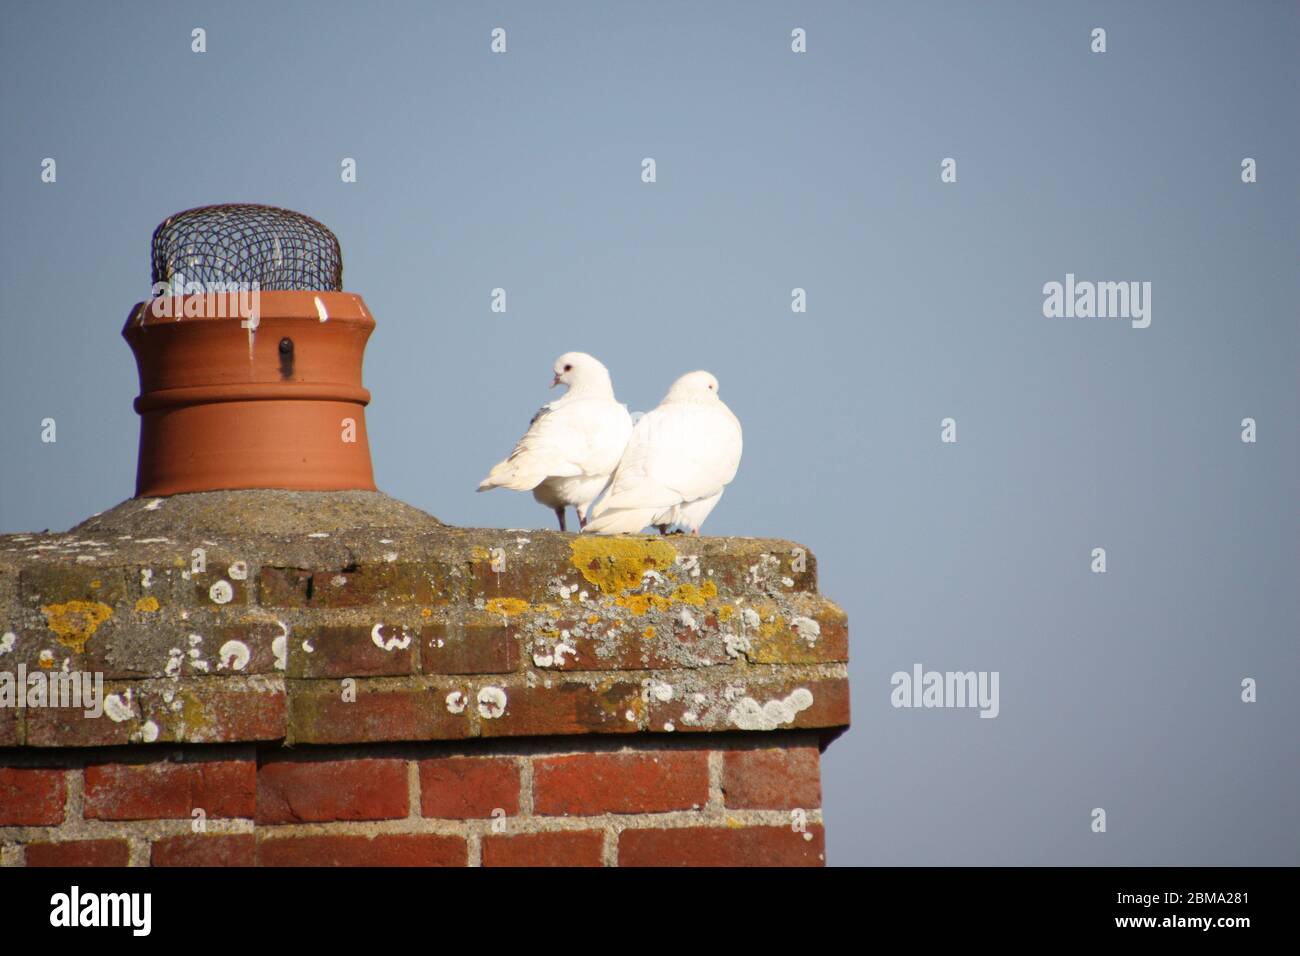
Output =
[{"x1": 150, "y1": 203, "x2": 343, "y2": 292}]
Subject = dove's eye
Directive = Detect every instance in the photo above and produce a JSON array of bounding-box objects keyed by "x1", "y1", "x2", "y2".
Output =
[{"x1": 564, "y1": 364, "x2": 572, "y2": 372}]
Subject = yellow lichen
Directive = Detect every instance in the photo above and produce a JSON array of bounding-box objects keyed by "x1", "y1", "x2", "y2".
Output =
[
  {"x1": 420, "y1": 607, "x2": 433, "y2": 618},
  {"x1": 134, "y1": 595, "x2": 160, "y2": 613},
  {"x1": 587, "y1": 615, "x2": 599, "y2": 625},
  {"x1": 642, "y1": 626, "x2": 656, "y2": 639},
  {"x1": 671, "y1": 580, "x2": 717, "y2": 606},
  {"x1": 40, "y1": 601, "x2": 113, "y2": 653},
  {"x1": 616, "y1": 593, "x2": 672, "y2": 615},
  {"x1": 718, "y1": 605, "x2": 735, "y2": 622},
  {"x1": 569, "y1": 537, "x2": 677, "y2": 594},
  {"x1": 485, "y1": 597, "x2": 529, "y2": 617}
]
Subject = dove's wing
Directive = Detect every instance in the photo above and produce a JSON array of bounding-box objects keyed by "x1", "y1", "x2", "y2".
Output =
[
  {"x1": 598, "y1": 402, "x2": 742, "y2": 510},
  {"x1": 479, "y1": 397, "x2": 629, "y2": 491}
]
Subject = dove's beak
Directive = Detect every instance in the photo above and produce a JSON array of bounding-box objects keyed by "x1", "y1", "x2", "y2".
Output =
[{"x1": 550, "y1": 374, "x2": 561, "y2": 388}]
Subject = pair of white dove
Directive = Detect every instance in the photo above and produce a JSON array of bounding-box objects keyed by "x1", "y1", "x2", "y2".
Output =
[{"x1": 477, "y1": 352, "x2": 742, "y2": 535}]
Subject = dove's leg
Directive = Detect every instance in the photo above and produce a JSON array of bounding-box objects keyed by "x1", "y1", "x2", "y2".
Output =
[
  {"x1": 655, "y1": 524, "x2": 669, "y2": 535},
  {"x1": 578, "y1": 514, "x2": 588, "y2": 529},
  {"x1": 554, "y1": 508, "x2": 567, "y2": 532}
]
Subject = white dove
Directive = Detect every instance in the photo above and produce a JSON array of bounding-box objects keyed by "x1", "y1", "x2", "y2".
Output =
[
  {"x1": 583, "y1": 370, "x2": 742, "y2": 536},
  {"x1": 477, "y1": 352, "x2": 633, "y2": 531}
]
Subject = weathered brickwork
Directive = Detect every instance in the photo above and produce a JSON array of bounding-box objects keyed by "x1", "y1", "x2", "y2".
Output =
[{"x1": 0, "y1": 491, "x2": 849, "y2": 866}]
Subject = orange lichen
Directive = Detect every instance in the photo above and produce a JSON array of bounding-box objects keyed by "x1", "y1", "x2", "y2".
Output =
[
  {"x1": 40, "y1": 601, "x2": 113, "y2": 653},
  {"x1": 485, "y1": 597, "x2": 529, "y2": 617},
  {"x1": 569, "y1": 537, "x2": 676, "y2": 594}
]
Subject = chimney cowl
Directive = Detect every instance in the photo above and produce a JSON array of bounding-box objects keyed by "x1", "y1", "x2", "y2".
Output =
[{"x1": 124, "y1": 205, "x2": 377, "y2": 498}]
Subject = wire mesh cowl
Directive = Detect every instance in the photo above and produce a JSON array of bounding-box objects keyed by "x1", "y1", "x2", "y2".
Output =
[{"x1": 150, "y1": 203, "x2": 343, "y2": 293}]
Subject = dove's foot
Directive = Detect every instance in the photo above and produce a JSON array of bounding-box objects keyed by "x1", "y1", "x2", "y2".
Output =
[
  {"x1": 655, "y1": 524, "x2": 670, "y2": 535},
  {"x1": 554, "y1": 507, "x2": 567, "y2": 532},
  {"x1": 578, "y1": 513, "x2": 588, "y2": 529}
]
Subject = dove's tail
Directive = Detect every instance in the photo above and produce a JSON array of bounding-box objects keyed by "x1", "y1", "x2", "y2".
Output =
[
  {"x1": 476, "y1": 458, "x2": 545, "y2": 492},
  {"x1": 582, "y1": 507, "x2": 660, "y2": 535}
]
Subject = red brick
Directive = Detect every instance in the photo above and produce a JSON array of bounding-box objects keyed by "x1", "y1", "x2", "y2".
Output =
[
  {"x1": 257, "y1": 567, "x2": 312, "y2": 606},
  {"x1": 312, "y1": 563, "x2": 447, "y2": 608},
  {"x1": 24, "y1": 684, "x2": 140, "y2": 747},
  {"x1": 533, "y1": 751, "x2": 708, "y2": 816},
  {"x1": 482, "y1": 830, "x2": 604, "y2": 867},
  {"x1": 479, "y1": 681, "x2": 644, "y2": 738},
  {"x1": 151, "y1": 834, "x2": 256, "y2": 867},
  {"x1": 418, "y1": 757, "x2": 518, "y2": 819},
  {"x1": 746, "y1": 599, "x2": 849, "y2": 665},
  {"x1": 289, "y1": 623, "x2": 418, "y2": 678},
  {"x1": 0, "y1": 768, "x2": 67, "y2": 825},
  {"x1": 0, "y1": 706, "x2": 19, "y2": 746},
  {"x1": 134, "y1": 680, "x2": 287, "y2": 745},
  {"x1": 721, "y1": 746, "x2": 821, "y2": 810},
  {"x1": 84, "y1": 760, "x2": 255, "y2": 820},
  {"x1": 420, "y1": 620, "x2": 519, "y2": 675},
  {"x1": 257, "y1": 833, "x2": 466, "y2": 866},
  {"x1": 648, "y1": 676, "x2": 850, "y2": 734},
  {"x1": 26, "y1": 839, "x2": 131, "y2": 867},
  {"x1": 187, "y1": 569, "x2": 250, "y2": 607},
  {"x1": 257, "y1": 758, "x2": 408, "y2": 823},
  {"x1": 286, "y1": 681, "x2": 470, "y2": 744},
  {"x1": 619, "y1": 825, "x2": 824, "y2": 866}
]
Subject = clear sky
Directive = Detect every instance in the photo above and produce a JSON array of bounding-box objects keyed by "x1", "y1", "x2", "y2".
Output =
[{"x1": 2, "y1": 0, "x2": 1296, "y2": 864}]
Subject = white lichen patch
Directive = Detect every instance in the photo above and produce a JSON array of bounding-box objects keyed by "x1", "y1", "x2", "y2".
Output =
[
  {"x1": 723, "y1": 633, "x2": 752, "y2": 660},
  {"x1": 227, "y1": 560, "x2": 248, "y2": 581},
  {"x1": 209, "y1": 580, "x2": 234, "y2": 604},
  {"x1": 218, "y1": 640, "x2": 251, "y2": 671},
  {"x1": 0, "y1": 632, "x2": 15, "y2": 655},
  {"x1": 791, "y1": 616, "x2": 821, "y2": 644},
  {"x1": 140, "y1": 568, "x2": 154, "y2": 589},
  {"x1": 445, "y1": 690, "x2": 467, "y2": 714},
  {"x1": 104, "y1": 691, "x2": 134, "y2": 723},
  {"x1": 728, "y1": 687, "x2": 814, "y2": 731},
  {"x1": 141, "y1": 499, "x2": 164, "y2": 511},
  {"x1": 371, "y1": 623, "x2": 413, "y2": 652},
  {"x1": 477, "y1": 686, "x2": 507, "y2": 719},
  {"x1": 139, "y1": 720, "x2": 160, "y2": 743}
]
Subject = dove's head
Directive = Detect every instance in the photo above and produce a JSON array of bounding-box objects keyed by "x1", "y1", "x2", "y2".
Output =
[
  {"x1": 551, "y1": 352, "x2": 613, "y2": 393},
  {"x1": 663, "y1": 370, "x2": 721, "y2": 404}
]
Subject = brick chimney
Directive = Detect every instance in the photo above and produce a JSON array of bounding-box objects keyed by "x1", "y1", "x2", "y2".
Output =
[{"x1": 0, "y1": 208, "x2": 850, "y2": 867}]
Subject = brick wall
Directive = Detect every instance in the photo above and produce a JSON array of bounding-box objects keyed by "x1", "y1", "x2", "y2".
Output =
[
  {"x1": 0, "y1": 490, "x2": 849, "y2": 867},
  {"x1": 0, "y1": 736, "x2": 825, "y2": 867}
]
